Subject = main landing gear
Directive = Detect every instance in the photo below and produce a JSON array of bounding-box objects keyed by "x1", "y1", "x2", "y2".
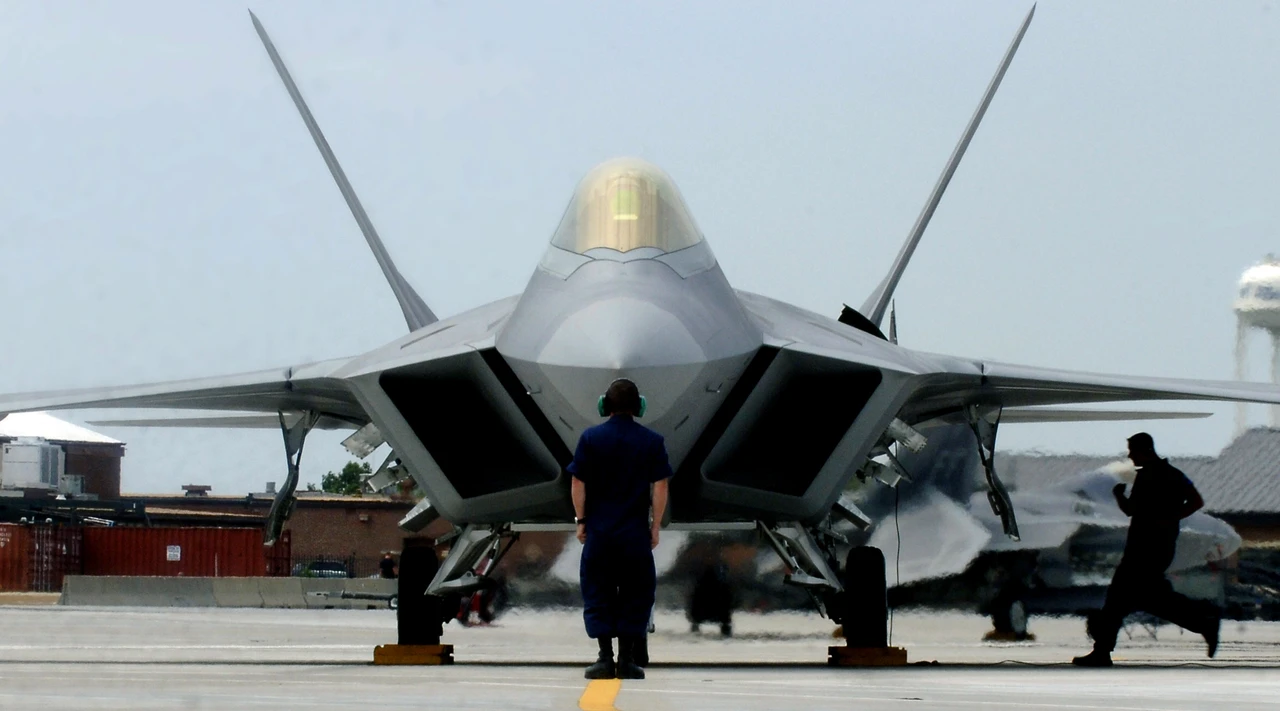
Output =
[
  {"x1": 982, "y1": 553, "x2": 1037, "y2": 642},
  {"x1": 840, "y1": 546, "x2": 888, "y2": 647},
  {"x1": 398, "y1": 543, "x2": 444, "y2": 646},
  {"x1": 755, "y1": 512, "x2": 905, "y2": 665},
  {"x1": 392, "y1": 524, "x2": 521, "y2": 645},
  {"x1": 985, "y1": 598, "x2": 1032, "y2": 642},
  {"x1": 374, "y1": 539, "x2": 455, "y2": 665},
  {"x1": 265, "y1": 411, "x2": 320, "y2": 546}
]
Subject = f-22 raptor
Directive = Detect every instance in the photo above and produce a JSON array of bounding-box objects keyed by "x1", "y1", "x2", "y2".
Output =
[{"x1": 2, "y1": 7, "x2": 1274, "y2": 642}]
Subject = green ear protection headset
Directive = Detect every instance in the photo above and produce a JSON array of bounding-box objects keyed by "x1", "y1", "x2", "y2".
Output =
[{"x1": 597, "y1": 378, "x2": 647, "y2": 418}]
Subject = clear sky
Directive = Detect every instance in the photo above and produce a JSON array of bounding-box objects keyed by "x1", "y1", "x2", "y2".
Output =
[{"x1": 2, "y1": 1, "x2": 1278, "y2": 495}]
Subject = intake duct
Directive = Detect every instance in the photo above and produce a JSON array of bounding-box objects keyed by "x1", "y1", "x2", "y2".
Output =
[
  {"x1": 702, "y1": 349, "x2": 882, "y2": 497},
  {"x1": 379, "y1": 349, "x2": 568, "y2": 499}
]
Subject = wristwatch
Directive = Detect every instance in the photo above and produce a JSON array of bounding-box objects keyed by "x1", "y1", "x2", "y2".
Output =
[{"x1": 575, "y1": 517, "x2": 587, "y2": 525}]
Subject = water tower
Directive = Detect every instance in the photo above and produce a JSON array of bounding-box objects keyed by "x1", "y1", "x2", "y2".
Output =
[{"x1": 1234, "y1": 255, "x2": 1280, "y2": 433}]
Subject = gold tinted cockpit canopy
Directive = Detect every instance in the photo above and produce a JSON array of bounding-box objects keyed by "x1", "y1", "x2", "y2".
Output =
[{"x1": 550, "y1": 158, "x2": 704, "y2": 254}]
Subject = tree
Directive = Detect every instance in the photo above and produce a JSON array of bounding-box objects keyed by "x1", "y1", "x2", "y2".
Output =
[{"x1": 321, "y1": 460, "x2": 371, "y2": 496}]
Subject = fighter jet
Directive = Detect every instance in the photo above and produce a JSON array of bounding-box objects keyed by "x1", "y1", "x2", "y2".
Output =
[
  {"x1": 2, "y1": 7, "x2": 1277, "y2": 640},
  {"x1": 854, "y1": 423, "x2": 1240, "y2": 639}
]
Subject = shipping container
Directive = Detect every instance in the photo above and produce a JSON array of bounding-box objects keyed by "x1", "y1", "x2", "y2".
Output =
[
  {"x1": 0, "y1": 524, "x2": 289, "y2": 591},
  {"x1": 0, "y1": 524, "x2": 31, "y2": 591},
  {"x1": 82, "y1": 527, "x2": 283, "y2": 578},
  {"x1": 267, "y1": 530, "x2": 291, "y2": 576},
  {"x1": 29, "y1": 525, "x2": 81, "y2": 592},
  {"x1": 0, "y1": 524, "x2": 82, "y2": 592}
]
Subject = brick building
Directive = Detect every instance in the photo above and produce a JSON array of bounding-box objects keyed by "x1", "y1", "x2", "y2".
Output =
[
  {"x1": 0, "y1": 412, "x2": 123, "y2": 499},
  {"x1": 127, "y1": 489, "x2": 444, "y2": 576},
  {"x1": 0, "y1": 414, "x2": 445, "y2": 576}
]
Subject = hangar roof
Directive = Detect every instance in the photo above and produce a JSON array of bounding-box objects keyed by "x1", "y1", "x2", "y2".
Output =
[
  {"x1": 999, "y1": 428, "x2": 1280, "y2": 515},
  {"x1": 1192, "y1": 428, "x2": 1280, "y2": 515},
  {"x1": 0, "y1": 411, "x2": 121, "y2": 445}
]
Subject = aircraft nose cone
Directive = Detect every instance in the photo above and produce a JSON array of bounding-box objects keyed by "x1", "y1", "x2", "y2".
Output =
[
  {"x1": 535, "y1": 297, "x2": 707, "y2": 421},
  {"x1": 538, "y1": 296, "x2": 704, "y2": 369}
]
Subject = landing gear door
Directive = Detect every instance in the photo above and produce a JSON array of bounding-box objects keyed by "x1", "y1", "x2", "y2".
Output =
[{"x1": 966, "y1": 405, "x2": 1019, "y2": 541}]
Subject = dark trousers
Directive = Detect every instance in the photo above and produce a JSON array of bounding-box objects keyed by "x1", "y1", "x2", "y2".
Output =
[
  {"x1": 1088, "y1": 564, "x2": 1217, "y2": 652},
  {"x1": 580, "y1": 532, "x2": 656, "y2": 639}
]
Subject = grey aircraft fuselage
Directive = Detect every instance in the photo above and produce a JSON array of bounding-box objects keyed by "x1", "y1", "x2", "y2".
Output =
[
  {"x1": 344, "y1": 157, "x2": 907, "y2": 527},
  {"x1": 884, "y1": 468, "x2": 1240, "y2": 624},
  {"x1": 856, "y1": 423, "x2": 1240, "y2": 613},
  {"x1": 7, "y1": 7, "x2": 1280, "y2": 560}
]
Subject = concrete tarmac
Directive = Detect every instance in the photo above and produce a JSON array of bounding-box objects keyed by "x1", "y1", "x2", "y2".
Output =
[{"x1": 0, "y1": 605, "x2": 1277, "y2": 710}]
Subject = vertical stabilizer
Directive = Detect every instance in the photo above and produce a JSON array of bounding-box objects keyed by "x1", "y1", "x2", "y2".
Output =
[
  {"x1": 249, "y1": 11, "x2": 437, "y2": 331},
  {"x1": 860, "y1": 5, "x2": 1035, "y2": 328}
]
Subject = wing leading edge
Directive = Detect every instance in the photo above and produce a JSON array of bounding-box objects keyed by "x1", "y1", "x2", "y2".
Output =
[
  {"x1": 738, "y1": 290, "x2": 1280, "y2": 418},
  {"x1": 0, "y1": 357, "x2": 366, "y2": 424},
  {"x1": 905, "y1": 359, "x2": 1280, "y2": 422},
  {"x1": 934, "y1": 407, "x2": 1210, "y2": 425},
  {"x1": 83, "y1": 414, "x2": 358, "y2": 430}
]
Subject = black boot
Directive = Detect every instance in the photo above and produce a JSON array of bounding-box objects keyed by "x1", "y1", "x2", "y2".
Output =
[
  {"x1": 616, "y1": 637, "x2": 646, "y2": 679},
  {"x1": 1205, "y1": 612, "x2": 1222, "y2": 658},
  {"x1": 584, "y1": 637, "x2": 615, "y2": 680},
  {"x1": 632, "y1": 634, "x2": 649, "y2": 667},
  {"x1": 1071, "y1": 649, "x2": 1113, "y2": 667}
]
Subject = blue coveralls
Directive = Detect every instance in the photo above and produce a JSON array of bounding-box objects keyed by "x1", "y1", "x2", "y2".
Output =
[{"x1": 568, "y1": 415, "x2": 673, "y2": 639}]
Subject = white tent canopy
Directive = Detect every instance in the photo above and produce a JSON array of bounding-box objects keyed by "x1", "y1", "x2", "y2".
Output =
[{"x1": 0, "y1": 411, "x2": 121, "y2": 445}]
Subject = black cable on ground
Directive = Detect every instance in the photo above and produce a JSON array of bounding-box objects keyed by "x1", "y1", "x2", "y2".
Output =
[{"x1": 889, "y1": 484, "x2": 901, "y2": 646}]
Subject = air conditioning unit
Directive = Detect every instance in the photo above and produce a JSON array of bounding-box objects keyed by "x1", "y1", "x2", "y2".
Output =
[
  {"x1": 59, "y1": 474, "x2": 85, "y2": 496},
  {"x1": 1, "y1": 439, "x2": 65, "y2": 490}
]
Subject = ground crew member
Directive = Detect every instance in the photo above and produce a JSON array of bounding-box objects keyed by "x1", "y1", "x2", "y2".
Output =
[
  {"x1": 378, "y1": 552, "x2": 397, "y2": 579},
  {"x1": 1073, "y1": 433, "x2": 1221, "y2": 667},
  {"x1": 569, "y1": 378, "x2": 672, "y2": 680}
]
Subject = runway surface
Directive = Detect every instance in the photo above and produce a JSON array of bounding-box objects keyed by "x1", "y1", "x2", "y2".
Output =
[{"x1": 0, "y1": 604, "x2": 1277, "y2": 710}]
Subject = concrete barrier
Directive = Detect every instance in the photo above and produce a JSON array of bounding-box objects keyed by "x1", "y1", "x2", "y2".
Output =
[
  {"x1": 344, "y1": 579, "x2": 398, "y2": 609},
  {"x1": 345, "y1": 579, "x2": 397, "y2": 597},
  {"x1": 61, "y1": 576, "x2": 217, "y2": 607},
  {"x1": 256, "y1": 578, "x2": 308, "y2": 609},
  {"x1": 155, "y1": 578, "x2": 219, "y2": 607},
  {"x1": 212, "y1": 578, "x2": 265, "y2": 608},
  {"x1": 299, "y1": 579, "x2": 398, "y2": 609},
  {"x1": 59, "y1": 576, "x2": 393, "y2": 609},
  {"x1": 300, "y1": 579, "x2": 347, "y2": 608},
  {"x1": 60, "y1": 576, "x2": 120, "y2": 606}
]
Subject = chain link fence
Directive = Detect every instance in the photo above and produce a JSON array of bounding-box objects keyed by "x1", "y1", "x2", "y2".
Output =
[{"x1": 290, "y1": 554, "x2": 391, "y2": 579}]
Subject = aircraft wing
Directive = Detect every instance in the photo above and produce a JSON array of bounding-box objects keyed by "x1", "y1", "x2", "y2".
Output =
[
  {"x1": 928, "y1": 407, "x2": 1211, "y2": 425},
  {"x1": 737, "y1": 290, "x2": 1280, "y2": 417},
  {"x1": 0, "y1": 357, "x2": 367, "y2": 424},
  {"x1": 902, "y1": 359, "x2": 1280, "y2": 422},
  {"x1": 83, "y1": 414, "x2": 358, "y2": 430}
]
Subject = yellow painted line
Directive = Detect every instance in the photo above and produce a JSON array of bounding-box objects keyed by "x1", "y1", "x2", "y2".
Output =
[{"x1": 578, "y1": 678, "x2": 621, "y2": 711}]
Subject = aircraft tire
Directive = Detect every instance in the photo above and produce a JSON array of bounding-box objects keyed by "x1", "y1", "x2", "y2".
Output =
[
  {"x1": 397, "y1": 544, "x2": 443, "y2": 645},
  {"x1": 991, "y1": 598, "x2": 1029, "y2": 639},
  {"x1": 1009, "y1": 600, "x2": 1028, "y2": 637},
  {"x1": 841, "y1": 545, "x2": 888, "y2": 647}
]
